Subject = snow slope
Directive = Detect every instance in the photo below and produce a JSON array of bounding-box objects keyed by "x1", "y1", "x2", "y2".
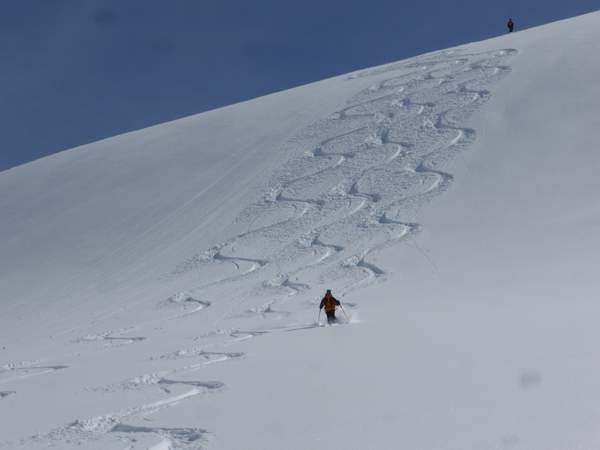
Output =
[{"x1": 2, "y1": 11, "x2": 600, "y2": 450}]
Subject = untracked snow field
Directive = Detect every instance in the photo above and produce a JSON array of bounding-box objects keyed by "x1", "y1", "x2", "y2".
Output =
[{"x1": 2, "y1": 11, "x2": 600, "y2": 450}]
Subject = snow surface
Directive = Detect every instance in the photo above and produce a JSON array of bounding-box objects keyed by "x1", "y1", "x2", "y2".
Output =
[{"x1": 2, "y1": 11, "x2": 600, "y2": 450}]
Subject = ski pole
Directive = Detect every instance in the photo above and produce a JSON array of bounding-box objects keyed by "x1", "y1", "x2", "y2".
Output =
[
  {"x1": 317, "y1": 309, "x2": 322, "y2": 325},
  {"x1": 340, "y1": 305, "x2": 350, "y2": 322}
]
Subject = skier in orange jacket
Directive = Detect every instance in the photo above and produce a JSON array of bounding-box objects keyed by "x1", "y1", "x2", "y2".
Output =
[{"x1": 319, "y1": 289, "x2": 341, "y2": 324}]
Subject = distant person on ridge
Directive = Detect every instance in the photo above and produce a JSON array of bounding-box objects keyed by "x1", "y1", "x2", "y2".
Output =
[
  {"x1": 507, "y1": 18, "x2": 514, "y2": 33},
  {"x1": 319, "y1": 289, "x2": 341, "y2": 324}
]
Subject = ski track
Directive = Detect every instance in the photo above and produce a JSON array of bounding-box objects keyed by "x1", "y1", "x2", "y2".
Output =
[
  {"x1": 74, "y1": 328, "x2": 147, "y2": 348},
  {"x1": 63, "y1": 390, "x2": 205, "y2": 448},
  {"x1": 154, "y1": 348, "x2": 245, "y2": 364},
  {"x1": 20, "y1": 378, "x2": 223, "y2": 449},
  {"x1": 0, "y1": 364, "x2": 69, "y2": 385},
  {"x1": 9, "y1": 47, "x2": 516, "y2": 449},
  {"x1": 110, "y1": 424, "x2": 207, "y2": 450},
  {"x1": 160, "y1": 293, "x2": 212, "y2": 319},
  {"x1": 172, "y1": 48, "x2": 516, "y2": 289}
]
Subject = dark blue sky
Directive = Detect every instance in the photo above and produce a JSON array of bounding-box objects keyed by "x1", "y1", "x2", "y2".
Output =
[{"x1": 1, "y1": 1, "x2": 596, "y2": 170}]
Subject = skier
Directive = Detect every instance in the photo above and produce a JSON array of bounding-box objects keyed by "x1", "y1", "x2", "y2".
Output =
[
  {"x1": 319, "y1": 289, "x2": 341, "y2": 324},
  {"x1": 507, "y1": 18, "x2": 514, "y2": 33}
]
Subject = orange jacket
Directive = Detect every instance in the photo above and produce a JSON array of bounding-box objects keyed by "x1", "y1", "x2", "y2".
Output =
[{"x1": 320, "y1": 293, "x2": 340, "y2": 313}]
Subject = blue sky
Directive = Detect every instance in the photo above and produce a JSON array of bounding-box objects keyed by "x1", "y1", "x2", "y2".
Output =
[{"x1": 1, "y1": 0, "x2": 596, "y2": 170}]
